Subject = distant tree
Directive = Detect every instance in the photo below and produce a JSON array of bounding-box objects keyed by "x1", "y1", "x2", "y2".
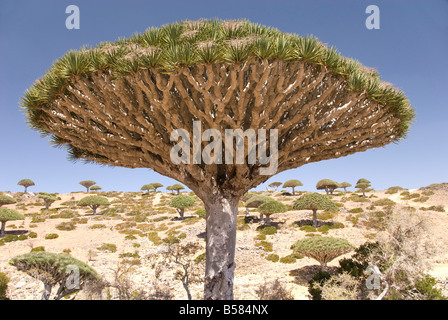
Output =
[
  {"x1": 169, "y1": 195, "x2": 195, "y2": 219},
  {"x1": 17, "y1": 179, "x2": 35, "y2": 193},
  {"x1": 282, "y1": 180, "x2": 303, "y2": 196},
  {"x1": 245, "y1": 195, "x2": 274, "y2": 219},
  {"x1": 90, "y1": 185, "x2": 102, "y2": 192},
  {"x1": 0, "y1": 195, "x2": 16, "y2": 207},
  {"x1": 355, "y1": 179, "x2": 371, "y2": 197},
  {"x1": 38, "y1": 193, "x2": 60, "y2": 209},
  {"x1": 292, "y1": 237, "x2": 353, "y2": 271},
  {"x1": 79, "y1": 180, "x2": 96, "y2": 193},
  {"x1": 316, "y1": 179, "x2": 339, "y2": 195},
  {"x1": 268, "y1": 182, "x2": 282, "y2": 192},
  {"x1": 339, "y1": 182, "x2": 352, "y2": 192},
  {"x1": 166, "y1": 185, "x2": 174, "y2": 194},
  {"x1": 293, "y1": 193, "x2": 338, "y2": 227},
  {"x1": 9, "y1": 252, "x2": 100, "y2": 300},
  {"x1": 170, "y1": 184, "x2": 185, "y2": 195},
  {"x1": 258, "y1": 200, "x2": 287, "y2": 225},
  {"x1": 141, "y1": 184, "x2": 155, "y2": 194},
  {"x1": 78, "y1": 195, "x2": 110, "y2": 214},
  {"x1": 0, "y1": 208, "x2": 25, "y2": 237},
  {"x1": 151, "y1": 183, "x2": 164, "y2": 192},
  {"x1": 0, "y1": 272, "x2": 10, "y2": 300}
]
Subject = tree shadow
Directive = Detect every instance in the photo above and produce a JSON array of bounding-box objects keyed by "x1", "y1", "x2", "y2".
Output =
[
  {"x1": 292, "y1": 219, "x2": 334, "y2": 228},
  {"x1": 171, "y1": 215, "x2": 196, "y2": 221},
  {"x1": 196, "y1": 231, "x2": 206, "y2": 239},
  {"x1": 289, "y1": 265, "x2": 339, "y2": 286},
  {"x1": 4, "y1": 229, "x2": 29, "y2": 236}
]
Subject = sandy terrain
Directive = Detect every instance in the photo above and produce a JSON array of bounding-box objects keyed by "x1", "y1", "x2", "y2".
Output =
[{"x1": 1, "y1": 185, "x2": 448, "y2": 300}]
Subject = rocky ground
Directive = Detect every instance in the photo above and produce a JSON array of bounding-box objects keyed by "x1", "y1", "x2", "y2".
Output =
[{"x1": 1, "y1": 184, "x2": 448, "y2": 300}]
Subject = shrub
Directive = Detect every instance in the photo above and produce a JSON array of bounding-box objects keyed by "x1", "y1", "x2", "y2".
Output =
[
  {"x1": 372, "y1": 199, "x2": 396, "y2": 207},
  {"x1": 30, "y1": 246, "x2": 45, "y2": 252},
  {"x1": 97, "y1": 243, "x2": 117, "y2": 252},
  {"x1": 89, "y1": 224, "x2": 107, "y2": 229},
  {"x1": 300, "y1": 224, "x2": 317, "y2": 232},
  {"x1": 309, "y1": 270, "x2": 332, "y2": 300},
  {"x1": 256, "y1": 241, "x2": 273, "y2": 252},
  {"x1": 266, "y1": 254, "x2": 279, "y2": 262},
  {"x1": 292, "y1": 237, "x2": 353, "y2": 270},
  {"x1": 385, "y1": 186, "x2": 404, "y2": 194},
  {"x1": 195, "y1": 208, "x2": 206, "y2": 218},
  {"x1": 279, "y1": 254, "x2": 297, "y2": 264},
  {"x1": 56, "y1": 221, "x2": 76, "y2": 231},
  {"x1": 45, "y1": 233, "x2": 59, "y2": 240},
  {"x1": 38, "y1": 193, "x2": 60, "y2": 209},
  {"x1": 0, "y1": 272, "x2": 9, "y2": 300},
  {"x1": 256, "y1": 225, "x2": 277, "y2": 235},
  {"x1": 255, "y1": 279, "x2": 294, "y2": 300},
  {"x1": 349, "y1": 207, "x2": 364, "y2": 213}
]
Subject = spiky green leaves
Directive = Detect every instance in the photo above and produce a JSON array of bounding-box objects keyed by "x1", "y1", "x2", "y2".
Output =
[
  {"x1": 293, "y1": 193, "x2": 338, "y2": 212},
  {"x1": 21, "y1": 19, "x2": 414, "y2": 142},
  {"x1": 291, "y1": 236, "x2": 353, "y2": 269},
  {"x1": 0, "y1": 208, "x2": 25, "y2": 222},
  {"x1": 9, "y1": 252, "x2": 99, "y2": 299},
  {"x1": 245, "y1": 195, "x2": 274, "y2": 208},
  {"x1": 0, "y1": 195, "x2": 16, "y2": 206},
  {"x1": 258, "y1": 200, "x2": 287, "y2": 215},
  {"x1": 283, "y1": 180, "x2": 303, "y2": 188}
]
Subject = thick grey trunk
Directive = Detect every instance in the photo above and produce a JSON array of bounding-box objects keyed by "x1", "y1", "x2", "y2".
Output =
[
  {"x1": 312, "y1": 209, "x2": 318, "y2": 228},
  {"x1": 42, "y1": 283, "x2": 52, "y2": 300},
  {"x1": 0, "y1": 221, "x2": 5, "y2": 237},
  {"x1": 178, "y1": 208, "x2": 185, "y2": 219},
  {"x1": 203, "y1": 193, "x2": 239, "y2": 300}
]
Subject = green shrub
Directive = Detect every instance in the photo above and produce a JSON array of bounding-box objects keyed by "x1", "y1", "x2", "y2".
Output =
[
  {"x1": 256, "y1": 225, "x2": 277, "y2": 235},
  {"x1": 28, "y1": 231, "x2": 37, "y2": 238},
  {"x1": 309, "y1": 270, "x2": 332, "y2": 300},
  {"x1": 300, "y1": 224, "x2": 317, "y2": 232},
  {"x1": 372, "y1": 199, "x2": 396, "y2": 207},
  {"x1": 349, "y1": 207, "x2": 364, "y2": 213},
  {"x1": 89, "y1": 224, "x2": 107, "y2": 229},
  {"x1": 266, "y1": 254, "x2": 279, "y2": 262},
  {"x1": 385, "y1": 186, "x2": 405, "y2": 194},
  {"x1": 414, "y1": 274, "x2": 446, "y2": 300},
  {"x1": 30, "y1": 246, "x2": 45, "y2": 252},
  {"x1": 256, "y1": 241, "x2": 273, "y2": 252},
  {"x1": 148, "y1": 232, "x2": 162, "y2": 245},
  {"x1": 45, "y1": 233, "x2": 59, "y2": 240},
  {"x1": 279, "y1": 254, "x2": 297, "y2": 264},
  {"x1": 0, "y1": 272, "x2": 10, "y2": 300},
  {"x1": 97, "y1": 243, "x2": 117, "y2": 252},
  {"x1": 254, "y1": 234, "x2": 266, "y2": 241},
  {"x1": 56, "y1": 221, "x2": 76, "y2": 231}
]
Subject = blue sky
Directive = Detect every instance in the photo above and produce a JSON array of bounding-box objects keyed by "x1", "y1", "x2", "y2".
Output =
[{"x1": 0, "y1": 0, "x2": 447, "y2": 194}]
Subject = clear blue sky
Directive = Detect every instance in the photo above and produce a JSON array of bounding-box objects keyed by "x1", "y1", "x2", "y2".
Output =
[{"x1": 0, "y1": 0, "x2": 447, "y2": 194}]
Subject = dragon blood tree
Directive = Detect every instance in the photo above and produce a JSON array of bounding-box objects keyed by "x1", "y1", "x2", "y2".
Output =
[{"x1": 20, "y1": 19, "x2": 414, "y2": 299}]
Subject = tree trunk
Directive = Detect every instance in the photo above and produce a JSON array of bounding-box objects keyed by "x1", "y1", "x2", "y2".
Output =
[
  {"x1": 42, "y1": 283, "x2": 52, "y2": 300},
  {"x1": 203, "y1": 193, "x2": 239, "y2": 300},
  {"x1": 292, "y1": 187, "x2": 295, "y2": 196},
  {"x1": 178, "y1": 208, "x2": 185, "y2": 219},
  {"x1": 362, "y1": 189, "x2": 366, "y2": 197},
  {"x1": 24, "y1": 186, "x2": 28, "y2": 193},
  {"x1": 312, "y1": 209, "x2": 318, "y2": 228},
  {"x1": 92, "y1": 205, "x2": 98, "y2": 215},
  {"x1": 245, "y1": 207, "x2": 249, "y2": 217},
  {"x1": 0, "y1": 221, "x2": 5, "y2": 237},
  {"x1": 321, "y1": 261, "x2": 328, "y2": 272}
]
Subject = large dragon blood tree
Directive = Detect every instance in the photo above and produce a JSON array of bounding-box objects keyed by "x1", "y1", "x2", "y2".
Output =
[{"x1": 21, "y1": 19, "x2": 414, "y2": 299}]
